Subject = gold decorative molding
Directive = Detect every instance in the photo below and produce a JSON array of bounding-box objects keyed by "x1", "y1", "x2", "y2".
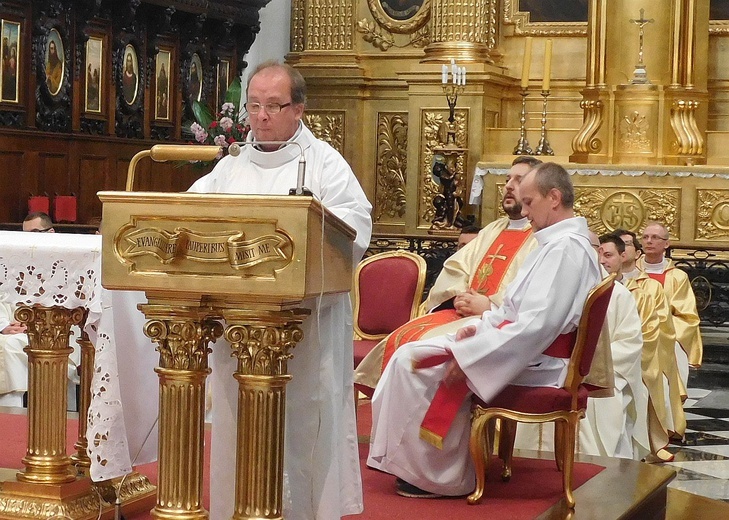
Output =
[
  {"x1": 303, "y1": 0, "x2": 354, "y2": 50},
  {"x1": 696, "y1": 189, "x2": 729, "y2": 240},
  {"x1": 305, "y1": 111, "x2": 345, "y2": 155},
  {"x1": 619, "y1": 111, "x2": 652, "y2": 153},
  {"x1": 574, "y1": 187, "x2": 680, "y2": 236},
  {"x1": 357, "y1": 19, "x2": 430, "y2": 50},
  {"x1": 291, "y1": 0, "x2": 305, "y2": 52},
  {"x1": 424, "y1": 0, "x2": 498, "y2": 62},
  {"x1": 419, "y1": 109, "x2": 468, "y2": 228},
  {"x1": 503, "y1": 0, "x2": 587, "y2": 36},
  {"x1": 144, "y1": 316, "x2": 222, "y2": 371},
  {"x1": 225, "y1": 317, "x2": 305, "y2": 377},
  {"x1": 367, "y1": 0, "x2": 432, "y2": 34},
  {"x1": 572, "y1": 98, "x2": 604, "y2": 154},
  {"x1": 0, "y1": 491, "x2": 103, "y2": 519},
  {"x1": 670, "y1": 100, "x2": 704, "y2": 155},
  {"x1": 375, "y1": 112, "x2": 408, "y2": 223}
]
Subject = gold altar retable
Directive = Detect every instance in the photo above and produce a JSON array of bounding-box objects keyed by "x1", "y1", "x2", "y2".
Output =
[{"x1": 99, "y1": 189, "x2": 355, "y2": 519}]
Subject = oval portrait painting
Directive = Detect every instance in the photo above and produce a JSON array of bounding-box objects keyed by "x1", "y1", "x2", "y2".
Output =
[
  {"x1": 368, "y1": 0, "x2": 430, "y2": 33},
  {"x1": 189, "y1": 53, "x2": 202, "y2": 102},
  {"x1": 122, "y1": 44, "x2": 139, "y2": 105},
  {"x1": 45, "y1": 29, "x2": 64, "y2": 96},
  {"x1": 381, "y1": 0, "x2": 424, "y2": 21}
]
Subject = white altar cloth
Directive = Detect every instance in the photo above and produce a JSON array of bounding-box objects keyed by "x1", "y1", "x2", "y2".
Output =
[{"x1": 0, "y1": 231, "x2": 157, "y2": 482}]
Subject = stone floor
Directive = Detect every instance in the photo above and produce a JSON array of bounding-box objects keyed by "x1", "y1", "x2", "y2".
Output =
[{"x1": 663, "y1": 387, "x2": 729, "y2": 502}]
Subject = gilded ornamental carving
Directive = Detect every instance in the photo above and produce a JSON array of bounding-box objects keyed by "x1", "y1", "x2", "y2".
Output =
[
  {"x1": 305, "y1": 111, "x2": 345, "y2": 154},
  {"x1": 619, "y1": 111, "x2": 652, "y2": 153},
  {"x1": 144, "y1": 317, "x2": 222, "y2": 371},
  {"x1": 225, "y1": 320, "x2": 305, "y2": 376},
  {"x1": 575, "y1": 187, "x2": 679, "y2": 236},
  {"x1": 375, "y1": 112, "x2": 408, "y2": 223},
  {"x1": 697, "y1": 190, "x2": 729, "y2": 240}
]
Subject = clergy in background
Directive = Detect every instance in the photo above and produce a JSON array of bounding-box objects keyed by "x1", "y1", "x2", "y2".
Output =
[{"x1": 354, "y1": 156, "x2": 541, "y2": 393}]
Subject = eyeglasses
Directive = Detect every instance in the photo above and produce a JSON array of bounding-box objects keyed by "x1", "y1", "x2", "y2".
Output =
[
  {"x1": 641, "y1": 234, "x2": 669, "y2": 241},
  {"x1": 30, "y1": 227, "x2": 53, "y2": 233},
  {"x1": 244, "y1": 102, "x2": 292, "y2": 115}
]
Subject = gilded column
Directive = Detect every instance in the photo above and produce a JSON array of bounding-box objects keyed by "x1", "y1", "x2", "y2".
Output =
[
  {"x1": 222, "y1": 308, "x2": 308, "y2": 520},
  {"x1": 571, "y1": 0, "x2": 609, "y2": 162},
  {"x1": 140, "y1": 300, "x2": 222, "y2": 520},
  {"x1": 572, "y1": 0, "x2": 709, "y2": 164},
  {"x1": 71, "y1": 311, "x2": 93, "y2": 475},
  {"x1": 423, "y1": 0, "x2": 497, "y2": 63},
  {"x1": 16, "y1": 305, "x2": 85, "y2": 485}
]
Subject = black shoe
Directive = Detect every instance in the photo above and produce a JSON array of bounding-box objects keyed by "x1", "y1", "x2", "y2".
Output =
[{"x1": 395, "y1": 478, "x2": 443, "y2": 499}]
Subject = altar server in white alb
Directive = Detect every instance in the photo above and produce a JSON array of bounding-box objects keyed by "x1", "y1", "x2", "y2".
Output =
[
  {"x1": 368, "y1": 162, "x2": 610, "y2": 498},
  {"x1": 189, "y1": 61, "x2": 372, "y2": 519}
]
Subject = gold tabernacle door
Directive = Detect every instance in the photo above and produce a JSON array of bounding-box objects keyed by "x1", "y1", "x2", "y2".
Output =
[{"x1": 98, "y1": 190, "x2": 356, "y2": 520}]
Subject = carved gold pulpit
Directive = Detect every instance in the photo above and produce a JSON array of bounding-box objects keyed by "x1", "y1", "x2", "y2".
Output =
[{"x1": 99, "y1": 191, "x2": 355, "y2": 519}]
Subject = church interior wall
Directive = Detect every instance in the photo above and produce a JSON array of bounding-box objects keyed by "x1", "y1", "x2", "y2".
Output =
[{"x1": 0, "y1": 0, "x2": 266, "y2": 226}]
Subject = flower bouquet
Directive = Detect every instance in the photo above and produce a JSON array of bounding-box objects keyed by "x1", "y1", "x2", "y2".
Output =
[{"x1": 185, "y1": 76, "x2": 249, "y2": 162}]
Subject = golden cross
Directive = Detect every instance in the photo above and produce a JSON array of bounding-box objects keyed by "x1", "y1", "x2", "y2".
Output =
[
  {"x1": 629, "y1": 9, "x2": 654, "y2": 66},
  {"x1": 474, "y1": 244, "x2": 508, "y2": 285}
]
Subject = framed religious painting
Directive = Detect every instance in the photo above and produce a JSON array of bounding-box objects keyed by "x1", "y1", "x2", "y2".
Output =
[
  {"x1": 711, "y1": 0, "x2": 729, "y2": 34},
  {"x1": 84, "y1": 37, "x2": 103, "y2": 113},
  {"x1": 216, "y1": 59, "x2": 230, "y2": 110},
  {"x1": 155, "y1": 49, "x2": 171, "y2": 120},
  {"x1": 189, "y1": 53, "x2": 202, "y2": 102},
  {"x1": 121, "y1": 44, "x2": 139, "y2": 105},
  {"x1": 1, "y1": 20, "x2": 20, "y2": 103},
  {"x1": 367, "y1": 0, "x2": 431, "y2": 34},
  {"x1": 45, "y1": 28, "x2": 64, "y2": 96},
  {"x1": 504, "y1": 0, "x2": 588, "y2": 36}
]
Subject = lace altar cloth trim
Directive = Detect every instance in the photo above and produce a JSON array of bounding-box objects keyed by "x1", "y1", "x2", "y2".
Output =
[{"x1": 0, "y1": 231, "x2": 132, "y2": 481}]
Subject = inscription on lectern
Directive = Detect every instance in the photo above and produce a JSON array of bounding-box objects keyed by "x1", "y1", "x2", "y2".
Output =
[{"x1": 122, "y1": 227, "x2": 290, "y2": 269}]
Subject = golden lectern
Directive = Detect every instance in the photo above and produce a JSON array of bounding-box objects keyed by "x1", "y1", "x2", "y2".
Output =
[{"x1": 98, "y1": 190, "x2": 355, "y2": 519}]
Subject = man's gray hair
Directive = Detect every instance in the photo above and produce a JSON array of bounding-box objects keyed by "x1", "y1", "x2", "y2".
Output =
[
  {"x1": 532, "y1": 162, "x2": 574, "y2": 208},
  {"x1": 247, "y1": 60, "x2": 307, "y2": 106}
]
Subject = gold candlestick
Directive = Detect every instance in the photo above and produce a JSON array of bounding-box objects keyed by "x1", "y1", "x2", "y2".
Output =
[
  {"x1": 513, "y1": 89, "x2": 533, "y2": 155},
  {"x1": 535, "y1": 90, "x2": 554, "y2": 156}
]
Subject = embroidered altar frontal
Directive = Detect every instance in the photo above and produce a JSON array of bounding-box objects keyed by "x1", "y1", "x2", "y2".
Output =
[{"x1": 475, "y1": 163, "x2": 729, "y2": 249}]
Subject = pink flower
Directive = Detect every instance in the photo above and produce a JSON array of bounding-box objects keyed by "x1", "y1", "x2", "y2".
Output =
[
  {"x1": 214, "y1": 134, "x2": 229, "y2": 148},
  {"x1": 219, "y1": 117, "x2": 234, "y2": 131}
]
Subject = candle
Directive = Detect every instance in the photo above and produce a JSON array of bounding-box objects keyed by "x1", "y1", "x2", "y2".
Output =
[
  {"x1": 442, "y1": 64, "x2": 448, "y2": 84},
  {"x1": 521, "y1": 37, "x2": 533, "y2": 89},
  {"x1": 453, "y1": 67, "x2": 457, "y2": 84},
  {"x1": 542, "y1": 39, "x2": 553, "y2": 91},
  {"x1": 451, "y1": 58, "x2": 456, "y2": 76},
  {"x1": 461, "y1": 66, "x2": 467, "y2": 86}
]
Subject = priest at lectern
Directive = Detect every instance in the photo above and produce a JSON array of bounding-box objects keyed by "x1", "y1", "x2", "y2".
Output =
[{"x1": 188, "y1": 61, "x2": 372, "y2": 520}]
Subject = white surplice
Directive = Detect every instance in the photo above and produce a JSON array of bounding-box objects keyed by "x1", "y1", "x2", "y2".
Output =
[
  {"x1": 367, "y1": 217, "x2": 602, "y2": 496},
  {"x1": 189, "y1": 122, "x2": 372, "y2": 519}
]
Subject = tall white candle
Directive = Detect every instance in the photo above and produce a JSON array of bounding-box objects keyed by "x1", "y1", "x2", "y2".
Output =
[
  {"x1": 442, "y1": 64, "x2": 448, "y2": 84},
  {"x1": 542, "y1": 39, "x2": 553, "y2": 91},
  {"x1": 521, "y1": 37, "x2": 533, "y2": 89}
]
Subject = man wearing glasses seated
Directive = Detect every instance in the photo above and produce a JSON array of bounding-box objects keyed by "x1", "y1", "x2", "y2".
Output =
[{"x1": 22, "y1": 211, "x2": 55, "y2": 233}]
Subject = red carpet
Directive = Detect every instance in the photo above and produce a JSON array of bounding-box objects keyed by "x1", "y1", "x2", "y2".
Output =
[
  {"x1": 1, "y1": 405, "x2": 603, "y2": 519},
  {"x1": 351, "y1": 401, "x2": 604, "y2": 519}
]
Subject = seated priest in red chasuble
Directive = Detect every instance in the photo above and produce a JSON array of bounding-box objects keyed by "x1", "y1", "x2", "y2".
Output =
[
  {"x1": 367, "y1": 162, "x2": 613, "y2": 498},
  {"x1": 355, "y1": 156, "x2": 542, "y2": 393}
]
